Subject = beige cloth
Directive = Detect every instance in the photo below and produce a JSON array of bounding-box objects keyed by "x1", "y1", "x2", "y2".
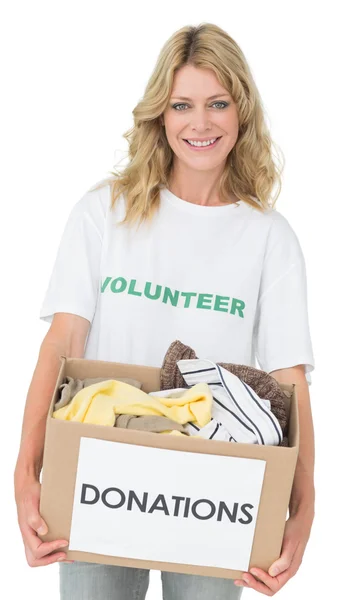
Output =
[{"x1": 114, "y1": 414, "x2": 188, "y2": 434}]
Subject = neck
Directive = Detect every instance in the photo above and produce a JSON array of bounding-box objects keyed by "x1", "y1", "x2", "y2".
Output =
[{"x1": 168, "y1": 162, "x2": 236, "y2": 207}]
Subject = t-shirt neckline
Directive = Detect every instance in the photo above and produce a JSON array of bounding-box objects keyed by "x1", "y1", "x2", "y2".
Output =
[{"x1": 160, "y1": 186, "x2": 245, "y2": 216}]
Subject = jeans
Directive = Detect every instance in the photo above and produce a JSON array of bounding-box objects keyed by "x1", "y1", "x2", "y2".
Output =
[{"x1": 59, "y1": 561, "x2": 244, "y2": 600}]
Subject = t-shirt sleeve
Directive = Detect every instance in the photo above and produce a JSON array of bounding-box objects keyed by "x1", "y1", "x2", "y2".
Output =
[
  {"x1": 39, "y1": 189, "x2": 106, "y2": 324},
  {"x1": 254, "y1": 211, "x2": 315, "y2": 386}
]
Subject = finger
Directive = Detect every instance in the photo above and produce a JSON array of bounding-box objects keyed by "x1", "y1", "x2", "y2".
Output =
[
  {"x1": 34, "y1": 538, "x2": 69, "y2": 560},
  {"x1": 240, "y1": 573, "x2": 276, "y2": 596},
  {"x1": 26, "y1": 548, "x2": 68, "y2": 568},
  {"x1": 244, "y1": 543, "x2": 304, "y2": 593},
  {"x1": 26, "y1": 511, "x2": 48, "y2": 536},
  {"x1": 37, "y1": 521, "x2": 49, "y2": 536},
  {"x1": 249, "y1": 567, "x2": 289, "y2": 590},
  {"x1": 20, "y1": 489, "x2": 49, "y2": 536},
  {"x1": 21, "y1": 523, "x2": 69, "y2": 558},
  {"x1": 268, "y1": 536, "x2": 299, "y2": 576},
  {"x1": 274, "y1": 546, "x2": 304, "y2": 583}
]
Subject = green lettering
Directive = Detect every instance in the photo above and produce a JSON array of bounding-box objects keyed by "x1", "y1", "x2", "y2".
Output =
[
  {"x1": 144, "y1": 281, "x2": 162, "y2": 300},
  {"x1": 181, "y1": 291, "x2": 197, "y2": 308},
  {"x1": 162, "y1": 287, "x2": 179, "y2": 306},
  {"x1": 128, "y1": 279, "x2": 142, "y2": 296},
  {"x1": 214, "y1": 295, "x2": 230, "y2": 312},
  {"x1": 197, "y1": 293, "x2": 213, "y2": 310},
  {"x1": 230, "y1": 298, "x2": 245, "y2": 317},
  {"x1": 110, "y1": 277, "x2": 127, "y2": 293},
  {"x1": 101, "y1": 277, "x2": 112, "y2": 293}
]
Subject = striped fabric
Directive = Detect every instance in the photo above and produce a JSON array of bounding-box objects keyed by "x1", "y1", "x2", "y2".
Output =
[{"x1": 177, "y1": 358, "x2": 283, "y2": 446}]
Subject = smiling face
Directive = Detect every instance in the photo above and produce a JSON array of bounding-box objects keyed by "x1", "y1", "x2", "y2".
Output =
[{"x1": 162, "y1": 64, "x2": 239, "y2": 172}]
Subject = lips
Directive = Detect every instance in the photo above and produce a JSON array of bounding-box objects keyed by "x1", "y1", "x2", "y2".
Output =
[
  {"x1": 183, "y1": 136, "x2": 222, "y2": 149},
  {"x1": 184, "y1": 136, "x2": 222, "y2": 143}
]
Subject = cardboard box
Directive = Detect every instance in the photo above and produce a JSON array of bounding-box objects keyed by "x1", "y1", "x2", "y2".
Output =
[{"x1": 40, "y1": 356, "x2": 299, "y2": 580}]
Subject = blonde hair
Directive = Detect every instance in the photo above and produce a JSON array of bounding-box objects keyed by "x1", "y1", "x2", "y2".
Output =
[{"x1": 92, "y1": 22, "x2": 284, "y2": 224}]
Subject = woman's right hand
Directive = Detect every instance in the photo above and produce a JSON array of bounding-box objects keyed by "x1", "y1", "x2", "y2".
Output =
[{"x1": 15, "y1": 479, "x2": 74, "y2": 567}]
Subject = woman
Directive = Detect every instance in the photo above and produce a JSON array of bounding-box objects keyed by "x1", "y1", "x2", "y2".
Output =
[{"x1": 14, "y1": 22, "x2": 315, "y2": 599}]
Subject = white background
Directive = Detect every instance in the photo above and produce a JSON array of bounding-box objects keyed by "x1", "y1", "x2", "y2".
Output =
[{"x1": 2, "y1": 1, "x2": 339, "y2": 598}]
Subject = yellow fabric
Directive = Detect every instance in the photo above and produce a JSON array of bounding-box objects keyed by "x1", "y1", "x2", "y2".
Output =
[
  {"x1": 53, "y1": 380, "x2": 212, "y2": 427},
  {"x1": 160, "y1": 430, "x2": 188, "y2": 436},
  {"x1": 160, "y1": 430, "x2": 203, "y2": 438}
]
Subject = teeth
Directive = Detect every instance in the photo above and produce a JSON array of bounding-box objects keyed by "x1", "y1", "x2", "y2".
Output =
[{"x1": 186, "y1": 138, "x2": 217, "y2": 147}]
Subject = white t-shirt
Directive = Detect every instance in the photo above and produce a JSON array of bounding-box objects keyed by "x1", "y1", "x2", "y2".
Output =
[{"x1": 39, "y1": 181, "x2": 315, "y2": 385}]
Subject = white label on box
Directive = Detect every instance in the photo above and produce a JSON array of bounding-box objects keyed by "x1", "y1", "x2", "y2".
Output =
[{"x1": 69, "y1": 437, "x2": 266, "y2": 571}]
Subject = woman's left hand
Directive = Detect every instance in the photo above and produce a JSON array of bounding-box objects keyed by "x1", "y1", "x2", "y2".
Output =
[{"x1": 233, "y1": 511, "x2": 313, "y2": 595}]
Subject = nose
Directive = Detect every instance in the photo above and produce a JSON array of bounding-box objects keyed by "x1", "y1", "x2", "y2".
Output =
[{"x1": 189, "y1": 107, "x2": 212, "y2": 132}]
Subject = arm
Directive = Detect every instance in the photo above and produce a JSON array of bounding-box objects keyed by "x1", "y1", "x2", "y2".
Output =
[
  {"x1": 270, "y1": 364, "x2": 315, "y2": 521},
  {"x1": 234, "y1": 364, "x2": 315, "y2": 594},
  {"x1": 14, "y1": 313, "x2": 90, "y2": 567}
]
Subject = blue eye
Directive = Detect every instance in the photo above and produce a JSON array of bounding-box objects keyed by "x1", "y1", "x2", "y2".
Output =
[
  {"x1": 213, "y1": 101, "x2": 229, "y2": 109},
  {"x1": 172, "y1": 101, "x2": 229, "y2": 111}
]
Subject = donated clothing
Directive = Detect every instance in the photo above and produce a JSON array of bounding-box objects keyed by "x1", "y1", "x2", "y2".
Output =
[
  {"x1": 114, "y1": 414, "x2": 188, "y2": 434},
  {"x1": 39, "y1": 180, "x2": 315, "y2": 385},
  {"x1": 52, "y1": 379, "x2": 212, "y2": 427},
  {"x1": 55, "y1": 376, "x2": 142, "y2": 410},
  {"x1": 152, "y1": 387, "x2": 271, "y2": 410},
  {"x1": 161, "y1": 431, "x2": 189, "y2": 436},
  {"x1": 175, "y1": 358, "x2": 283, "y2": 446},
  {"x1": 160, "y1": 340, "x2": 288, "y2": 445},
  {"x1": 152, "y1": 354, "x2": 283, "y2": 444}
]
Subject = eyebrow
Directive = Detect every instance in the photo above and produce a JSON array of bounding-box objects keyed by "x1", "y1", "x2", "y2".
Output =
[{"x1": 170, "y1": 94, "x2": 230, "y2": 101}]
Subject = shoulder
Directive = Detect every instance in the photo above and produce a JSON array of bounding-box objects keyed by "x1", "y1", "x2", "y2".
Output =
[
  {"x1": 266, "y1": 208, "x2": 301, "y2": 248},
  {"x1": 70, "y1": 177, "x2": 126, "y2": 232},
  {"x1": 58, "y1": 179, "x2": 114, "y2": 243},
  {"x1": 244, "y1": 198, "x2": 299, "y2": 238},
  {"x1": 78, "y1": 178, "x2": 113, "y2": 216},
  {"x1": 242, "y1": 201, "x2": 297, "y2": 241},
  {"x1": 242, "y1": 201, "x2": 304, "y2": 265},
  {"x1": 260, "y1": 207, "x2": 304, "y2": 265}
]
